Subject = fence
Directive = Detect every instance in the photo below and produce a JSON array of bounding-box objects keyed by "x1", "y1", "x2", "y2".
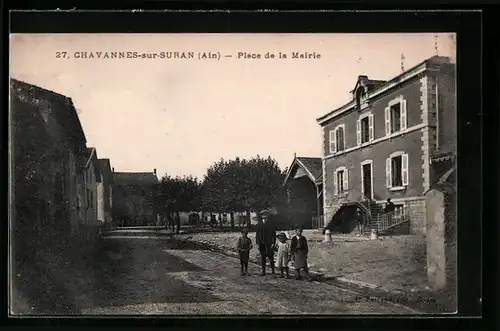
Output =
[
  {"x1": 312, "y1": 215, "x2": 324, "y2": 229},
  {"x1": 372, "y1": 208, "x2": 405, "y2": 233}
]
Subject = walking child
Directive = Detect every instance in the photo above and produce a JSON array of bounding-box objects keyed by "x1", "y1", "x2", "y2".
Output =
[
  {"x1": 275, "y1": 232, "x2": 292, "y2": 278},
  {"x1": 236, "y1": 228, "x2": 253, "y2": 276},
  {"x1": 290, "y1": 227, "x2": 311, "y2": 281}
]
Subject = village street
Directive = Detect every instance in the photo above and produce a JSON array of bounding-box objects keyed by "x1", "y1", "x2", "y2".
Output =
[{"x1": 60, "y1": 229, "x2": 418, "y2": 315}]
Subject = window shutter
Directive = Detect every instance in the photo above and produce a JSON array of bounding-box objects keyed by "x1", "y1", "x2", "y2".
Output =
[
  {"x1": 339, "y1": 127, "x2": 344, "y2": 151},
  {"x1": 360, "y1": 164, "x2": 364, "y2": 196},
  {"x1": 402, "y1": 153, "x2": 409, "y2": 186},
  {"x1": 385, "y1": 107, "x2": 391, "y2": 136},
  {"x1": 356, "y1": 120, "x2": 361, "y2": 145},
  {"x1": 343, "y1": 168, "x2": 349, "y2": 191},
  {"x1": 333, "y1": 170, "x2": 338, "y2": 195},
  {"x1": 400, "y1": 99, "x2": 407, "y2": 131},
  {"x1": 330, "y1": 130, "x2": 336, "y2": 153},
  {"x1": 368, "y1": 114, "x2": 374, "y2": 141},
  {"x1": 386, "y1": 158, "x2": 392, "y2": 188}
]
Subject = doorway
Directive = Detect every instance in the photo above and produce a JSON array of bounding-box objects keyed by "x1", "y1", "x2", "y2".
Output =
[{"x1": 361, "y1": 162, "x2": 373, "y2": 200}]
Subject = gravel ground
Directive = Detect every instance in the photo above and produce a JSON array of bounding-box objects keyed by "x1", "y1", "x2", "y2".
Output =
[{"x1": 175, "y1": 230, "x2": 429, "y2": 293}]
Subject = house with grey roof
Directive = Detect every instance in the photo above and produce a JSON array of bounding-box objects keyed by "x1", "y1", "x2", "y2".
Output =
[{"x1": 283, "y1": 155, "x2": 323, "y2": 229}]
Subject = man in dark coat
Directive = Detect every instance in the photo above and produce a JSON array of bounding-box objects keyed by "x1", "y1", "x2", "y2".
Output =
[
  {"x1": 384, "y1": 198, "x2": 395, "y2": 214},
  {"x1": 255, "y1": 209, "x2": 277, "y2": 276}
]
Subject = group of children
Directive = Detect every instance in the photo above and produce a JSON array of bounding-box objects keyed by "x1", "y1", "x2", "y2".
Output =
[{"x1": 236, "y1": 226, "x2": 311, "y2": 280}]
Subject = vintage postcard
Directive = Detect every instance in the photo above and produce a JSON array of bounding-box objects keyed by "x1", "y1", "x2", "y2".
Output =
[{"x1": 9, "y1": 33, "x2": 457, "y2": 316}]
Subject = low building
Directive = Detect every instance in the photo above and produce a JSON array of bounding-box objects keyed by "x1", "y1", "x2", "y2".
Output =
[
  {"x1": 316, "y1": 55, "x2": 456, "y2": 235},
  {"x1": 112, "y1": 169, "x2": 158, "y2": 226},
  {"x1": 10, "y1": 79, "x2": 87, "y2": 243},
  {"x1": 283, "y1": 156, "x2": 323, "y2": 229}
]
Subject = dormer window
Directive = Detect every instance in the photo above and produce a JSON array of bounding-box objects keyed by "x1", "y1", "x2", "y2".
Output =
[{"x1": 355, "y1": 87, "x2": 365, "y2": 110}]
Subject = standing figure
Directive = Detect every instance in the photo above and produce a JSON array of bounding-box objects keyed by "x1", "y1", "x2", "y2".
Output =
[
  {"x1": 384, "y1": 198, "x2": 396, "y2": 224},
  {"x1": 236, "y1": 228, "x2": 253, "y2": 276},
  {"x1": 255, "y1": 209, "x2": 277, "y2": 276},
  {"x1": 175, "y1": 213, "x2": 181, "y2": 234},
  {"x1": 355, "y1": 207, "x2": 364, "y2": 236},
  {"x1": 275, "y1": 232, "x2": 291, "y2": 278},
  {"x1": 290, "y1": 227, "x2": 311, "y2": 281}
]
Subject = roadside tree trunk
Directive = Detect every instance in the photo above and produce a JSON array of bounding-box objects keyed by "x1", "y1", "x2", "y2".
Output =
[
  {"x1": 246, "y1": 209, "x2": 251, "y2": 229},
  {"x1": 230, "y1": 212, "x2": 235, "y2": 230},
  {"x1": 219, "y1": 212, "x2": 223, "y2": 230}
]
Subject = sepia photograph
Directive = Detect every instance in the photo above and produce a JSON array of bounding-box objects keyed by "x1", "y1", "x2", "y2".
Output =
[{"x1": 9, "y1": 32, "x2": 457, "y2": 316}]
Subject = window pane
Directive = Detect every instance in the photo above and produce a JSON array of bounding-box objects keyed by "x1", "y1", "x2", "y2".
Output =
[
  {"x1": 391, "y1": 156, "x2": 403, "y2": 186},
  {"x1": 361, "y1": 118, "x2": 369, "y2": 143},
  {"x1": 391, "y1": 104, "x2": 401, "y2": 133}
]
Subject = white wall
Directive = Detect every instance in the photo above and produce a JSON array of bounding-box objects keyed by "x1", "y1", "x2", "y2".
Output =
[{"x1": 97, "y1": 182, "x2": 105, "y2": 223}]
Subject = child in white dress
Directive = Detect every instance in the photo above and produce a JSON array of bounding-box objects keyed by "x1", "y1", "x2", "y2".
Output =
[{"x1": 275, "y1": 232, "x2": 291, "y2": 278}]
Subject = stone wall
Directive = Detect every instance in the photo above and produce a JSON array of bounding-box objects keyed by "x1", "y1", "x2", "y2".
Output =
[
  {"x1": 425, "y1": 187, "x2": 457, "y2": 296},
  {"x1": 406, "y1": 199, "x2": 426, "y2": 235}
]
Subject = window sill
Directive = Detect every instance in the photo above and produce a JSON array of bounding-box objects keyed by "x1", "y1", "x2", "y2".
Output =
[
  {"x1": 335, "y1": 192, "x2": 348, "y2": 198},
  {"x1": 358, "y1": 141, "x2": 375, "y2": 148},
  {"x1": 389, "y1": 186, "x2": 407, "y2": 192}
]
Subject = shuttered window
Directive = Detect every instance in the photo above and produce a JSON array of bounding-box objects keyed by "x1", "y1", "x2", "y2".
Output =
[
  {"x1": 334, "y1": 167, "x2": 349, "y2": 195},
  {"x1": 329, "y1": 130, "x2": 336, "y2": 154},
  {"x1": 330, "y1": 125, "x2": 346, "y2": 153},
  {"x1": 385, "y1": 95, "x2": 408, "y2": 136},
  {"x1": 358, "y1": 113, "x2": 374, "y2": 145},
  {"x1": 386, "y1": 152, "x2": 409, "y2": 189}
]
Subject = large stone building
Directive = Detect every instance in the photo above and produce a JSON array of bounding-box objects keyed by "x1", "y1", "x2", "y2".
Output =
[
  {"x1": 316, "y1": 56, "x2": 456, "y2": 235},
  {"x1": 10, "y1": 79, "x2": 87, "y2": 242},
  {"x1": 112, "y1": 170, "x2": 159, "y2": 226}
]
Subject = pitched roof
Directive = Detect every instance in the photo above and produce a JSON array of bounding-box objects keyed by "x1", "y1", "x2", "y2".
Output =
[
  {"x1": 283, "y1": 156, "x2": 322, "y2": 185},
  {"x1": 10, "y1": 78, "x2": 87, "y2": 146},
  {"x1": 296, "y1": 157, "x2": 322, "y2": 181},
  {"x1": 350, "y1": 75, "x2": 386, "y2": 93},
  {"x1": 317, "y1": 56, "x2": 452, "y2": 125},
  {"x1": 97, "y1": 158, "x2": 113, "y2": 182},
  {"x1": 114, "y1": 172, "x2": 158, "y2": 186}
]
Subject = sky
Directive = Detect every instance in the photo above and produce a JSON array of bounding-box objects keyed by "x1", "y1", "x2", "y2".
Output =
[{"x1": 10, "y1": 33, "x2": 456, "y2": 179}]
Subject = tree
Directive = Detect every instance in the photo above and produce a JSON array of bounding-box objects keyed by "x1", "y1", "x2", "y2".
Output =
[
  {"x1": 157, "y1": 174, "x2": 202, "y2": 231},
  {"x1": 201, "y1": 155, "x2": 287, "y2": 229}
]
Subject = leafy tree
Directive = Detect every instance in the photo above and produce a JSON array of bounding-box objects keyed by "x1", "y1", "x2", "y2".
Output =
[
  {"x1": 202, "y1": 155, "x2": 287, "y2": 229},
  {"x1": 157, "y1": 174, "x2": 202, "y2": 230}
]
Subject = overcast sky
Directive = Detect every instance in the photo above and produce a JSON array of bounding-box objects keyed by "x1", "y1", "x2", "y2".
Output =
[{"x1": 10, "y1": 33, "x2": 455, "y2": 179}]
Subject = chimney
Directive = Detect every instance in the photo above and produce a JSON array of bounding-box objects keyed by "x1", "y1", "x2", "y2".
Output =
[{"x1": 154, "y1": 168, "x2": 157, "y2": 175}]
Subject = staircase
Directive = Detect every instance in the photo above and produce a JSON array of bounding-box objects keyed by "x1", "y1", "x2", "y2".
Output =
[{"x1": 365, "y1": 209, "x2": 409, "y2": 236}]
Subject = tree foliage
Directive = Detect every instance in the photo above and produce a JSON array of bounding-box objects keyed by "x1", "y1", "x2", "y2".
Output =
[
  {"x1": 157, "y1": 174, "x2": 202, "y2": 213},
  {"x1": 202, "y1": 155, "x2": 287, "y2": 227},
  {"x1": 156, "y1": 155, "x2": 287, "y2": 229}
]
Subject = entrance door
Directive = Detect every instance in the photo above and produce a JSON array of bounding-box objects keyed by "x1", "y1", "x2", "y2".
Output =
[{"x1": 362, "y1": 163, "x2": 373, "y2": 200}]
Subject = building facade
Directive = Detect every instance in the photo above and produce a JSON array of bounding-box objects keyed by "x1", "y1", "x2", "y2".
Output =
[
  {"x1": 76, "y1": 147, "x2": 101, "y2": 236},
  {"x1": 112, "y1": 170, "x2": 158, "y2": 226},
  {"x1": 97, "y1": 158, "x2": 114, "y2": 226},
  {"x1": 11, "y1": 79, "x2": 87, "y2": 242},
  {"x1": 316, "y1": 56, "x2": 456, "y2": 235},
  {"x1": 283, "y1": 156, "x2": 323, "y2": 229}
]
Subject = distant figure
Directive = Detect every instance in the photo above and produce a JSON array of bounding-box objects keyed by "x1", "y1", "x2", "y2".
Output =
[
  {"x1": 255, "y1": 209, "x2": 277, "y2": 276},
  {"x1": 290, "y1": 227, "x2": 311, "y2": 281},
  {"x1": 355, "y1": 207, "x2": 364, "y2": 236},
  {"x1": 175, "y1": 213, "x2": 181, "y2": 234},
  {"x1": 236, "y1": 228, "x2": 253, "y2": 276},
  {"x1": 275, "y1": 232, "x2": 291, "y2": 278},
  {"x1": 384, "y1": 198, "x2": 396, "y2": 214}
]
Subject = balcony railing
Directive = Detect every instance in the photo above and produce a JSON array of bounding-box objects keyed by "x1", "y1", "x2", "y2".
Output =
[{"x1": 371, "y1": 208, "x2": 407, "y2": 234}]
